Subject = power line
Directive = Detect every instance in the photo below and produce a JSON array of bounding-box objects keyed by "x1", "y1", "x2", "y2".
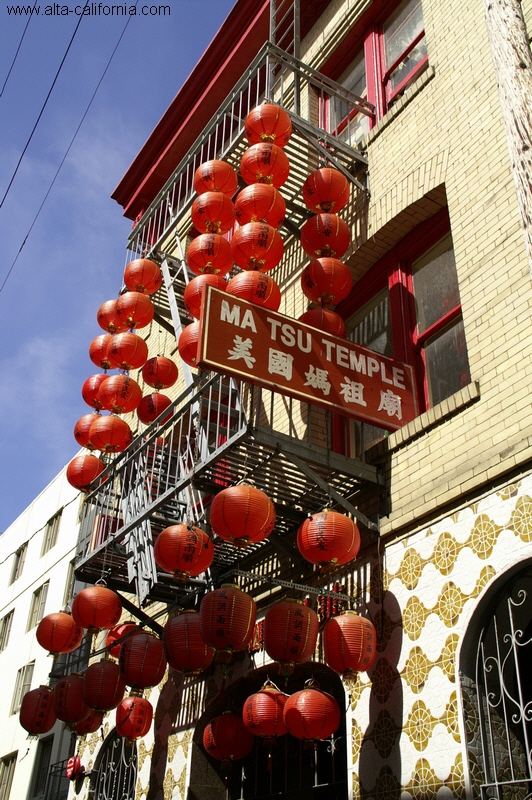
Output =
[
  {"x1": 0, "y1": 4, "x2": 139, "y2": 295},
  {"x1": 0, "y1": 0, "x2": 39, "y2": 98}
]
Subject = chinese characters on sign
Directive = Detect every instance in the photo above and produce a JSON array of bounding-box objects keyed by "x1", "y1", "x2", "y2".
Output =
[{"x1": 198, "y1": 288, "x2": 418, "y2": 431}]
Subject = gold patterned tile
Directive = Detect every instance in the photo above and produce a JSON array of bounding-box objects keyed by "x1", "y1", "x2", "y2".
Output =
[
  {"x1": 371, "y1": 765, "x2": 401, "y2": 799},
  {"x1": 469, "y1": 514, "x2": 502, "y2": 558},
  {"x1": 403, "y1": 596, "x2": 429, "y2": 640},
  {"x1": 371, "y1": 710, "x2": 401, "y2": 758},
  {"x1": 440, "y1": 633, "x2": 459, "y2": 681},
  {"x1": 352, "y1": 719, "x2": 363, "y2": 762},
  {"x1": 374, "y1": 608, "x2": 399, "y2": 653},
  {"x1": 497, "y1": 483, "x2": 521, "y2": 501},
  {"x1": 403, "y1": 647, "x2": 430, "y2": 693},
  {"x1": 442, "y1": 690, "x2": 460, "y2": 742},
  {"x1": 404, "y1": 701, "x2": 437, "y2": 751},
  {"x1": 399, "y1": 548, "x2": 425, "y2": 590},
  {"x1": 436, "y1": 582, "x2": 466, "y2": 627},
  {"x1": 370, "y1": 658, "x2": 399, "y2": 704},
  {"x1": 163, "y1": 769, "x2": 178, "y2": 796},
  {"x1": 176, "y1": 764, "x2": 187, "y2": 799},
  {"x1": 432, "y1": 531, "x2": 460, "y2": 575},
  {"x1": 445, "y1": 752, "x2": 467, "y2": 800},
  {"x1": 510, "y1": 495, "x2": 532, "y2": 542},
  {"x1": 405, "y1": 758, "x2": 440, "y2": 799}
]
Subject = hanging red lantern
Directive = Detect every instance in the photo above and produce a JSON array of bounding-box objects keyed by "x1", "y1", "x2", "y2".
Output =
[
  {"x1": 283, "y1": 686, "x2": 341, "y2": 741},
  {"x1": 186, "y1": 233, "x2": 233, "y2": 276},
  {"x1": 323, "y1": 611, "x2": 377, "y2": 678},
  {"x1": 142, "y1": 356, "x2": 178, "y2": 390},
  {"x1": 184, "y1": 273, "x2": 227, "y2": 319},
  {"x1": 105, "y1": 622, "x2": 140, "y2": 660},
  {"x1": 242, "y1": 682, "x2": 288, "y2": 739},
  {"x1": 235, "y1": 184, "x2": 286, "y2": 228},
  {"x1": 199, "y1": 584, "x2": 257, "y2": 663},
  {"x1": 178, "y1": 322, "x2": 200, "y2": 367},
  {"x1": 245, "y1": 103, "x2": 292, "y2": 147},
  {"x1": 98, "y1": 375, "x2": 142, "y2": 414},
  {"x1": 298, "y1": 307, "x2": 346, "y2": 337},
  {"x1": 191, "y1": 192, "x2": 236, "y2": 234},
  {"x1": 36, "y1": 611, "x2": 83, "y2": 655},
  {"x1": 116, "y1": 292, "x2": 154, "y2": 329},
  {"x1": 301, "y1": 258, "x2": 352, "y2": 306},
  {"x1": 194, "y1": 159, "x2": 238, "y2": 197},
  {"x1": 297, "y1": 510, "x2": 360, "y2": 567},
  {"x1": 66, "y1": 454, "x2": 105, "y2": 492},
  {"x1": 300, "y1": 214, "x2": 351, "y2": 258},
  {"x1": 164, "y1": 611, "x2": 215, "y2": 675},
  {"x1": 154, "y1": 524, "x2": 214, "y2": 581},
  {"x1": 97, "y1": 300, "x2": 128, "y2": 334},
  {"x1": 226, "y1": 271, "x2": 281, "y2": 310},
  {"x1": 89, "y1": 415, "x2": 132, "y2": 454},
  {"x1": 54, "y1": 674, "x2": 91, "y2": 726},
  {"x1": 71, "y1": 585, "x2": 122, "y2": 631},
  {"x1": 74, "y1": 413, "x2": 98, "y2": 450},
  {"x1": 83, "y1": 659, "x2": 126, "y2": 711},
  {"x1": 123, "y1": 259, "x2": 162, "y2": 295},
  {"x1": 231, "y1": 223, "x2": 284, "y2": 271},
  {"x1": 73, "y1": 708, "x2": 104, "y2": 735},
  {"x1": 203, "y1": 712, "x2": 254, "y2": 763},
  {"x1": 263, "y1": 600, "x2": 319, "y2": 675},
  {"x1": 240, "y1": 143, "x2": 290, "y2": 187},
  {"x1": 119, "y1": 633, "x2": 167, "y2": 689},
  {"x1": 82, "y1": 374, "x2": 108, "y2": 410},
  {"x1": 210, "y1": 484, "x2": 276, "y2": 547},
  {"x1": 107, "y1": 332, "x2": 148, "y2": 371},
  {"x1": 302, "y1": 168, "x2": 350, "y2": 214},
  {"x1": 19, "y1": 686, "x2": 56, "y2": 735},
  {"x1": 89, "y1": 334, "x2": 114, "y2": 370},
  {"x1": 116, "y1": 696, "x2": 153, "y2": 740},
  {"x1": 137, "y1": 393, "x2": 172, "y2": 425}
]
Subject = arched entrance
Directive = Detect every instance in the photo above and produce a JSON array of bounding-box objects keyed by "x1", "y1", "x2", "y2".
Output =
[{"x1": 90, "y1": 730, "x2": 138, "y2": 800}]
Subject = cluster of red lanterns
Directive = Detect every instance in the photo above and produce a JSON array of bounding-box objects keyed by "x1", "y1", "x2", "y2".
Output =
[{"x1": 67, "y1": 258, "x2": 179, "y2": 493}]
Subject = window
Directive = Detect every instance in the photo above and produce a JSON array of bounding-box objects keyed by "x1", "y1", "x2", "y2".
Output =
[
  {"x1": 9, "y1": 543, "x2": 27, "y2": 585},
  {"x1": 27, "y1": 582, "x2": 49, "y2": 631},
  {"x1": 41, "y1": 511, "x2": 61, "y2": 556},
  {"x1": 31, "y1": 737, "x2": 53, "y2": 799},
  {"x1": 0, "y1": 612, "x2": 14, "y2": 652},
  {"x1": 62, "y1": 560, "x2": 76, "y2": 607},
  {"x1": 0, "y1": 753, "x2": 17, "y2": 800},
  {"x1": 10, "y1": 662, "x2": 34, "y2": 715}
]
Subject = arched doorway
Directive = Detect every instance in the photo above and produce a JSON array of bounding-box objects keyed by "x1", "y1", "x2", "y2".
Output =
[{"x1": 90, "y1": 730, "x2": 138, "y2": 800}]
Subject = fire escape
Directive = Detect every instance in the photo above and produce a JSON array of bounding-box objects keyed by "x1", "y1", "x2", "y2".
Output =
[{"x1": 74, "y1": 0, "x2": 384, "y2": 609}]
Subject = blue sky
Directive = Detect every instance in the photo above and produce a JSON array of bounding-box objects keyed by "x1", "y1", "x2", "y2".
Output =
[{"x1": 0, "y1": 0, "x2": 236, "y2": 531}]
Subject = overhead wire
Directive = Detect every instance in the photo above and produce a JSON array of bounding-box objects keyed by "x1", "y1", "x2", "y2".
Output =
[
  {"x1": 0, "y1": 0, "x2": 140, "y2": 295},
  {"x1": 0, "y1": 0, "x2": 39, "y2": 98}
]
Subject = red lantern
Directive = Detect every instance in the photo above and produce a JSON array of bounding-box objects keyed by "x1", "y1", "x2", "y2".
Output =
[
  {"x1": 301, "y1": 258, "x2": 352, "y2": 305},
  {"x1": 191, "y1": 192, "x2": 235, "y2": 234},
  {"x1": 154, "y1": 524, "x2": 214, "y2": 581},
  {"x1": 245, "y1": 103, "x2": 292, "y2": 147},
  {"x1": 302, "y1": 168, "x2": 350, "y2": 213},
  {"x1": 194, "y1": 159, "x2": 239, "y2": 197},
  {"x1": 186, "y1": 233, "x2": 234, "y2": 276},
  {"x1": 323, "y1": 611, "x2": 377, "y2": 677},
  {"x1": 226, "y1": 271, "x2": 281, "y2": 310},
  {"x1": 89, "y1": 334, "x2": 114, "y2": 370},
  {"x1": 283, "y1": 686, "x2": 341, "y2": 741},
  {"x1": 231, "y1": 223, "x2": 284, "y2": 271},
  {"x1": 264, "y1": 600, "x2": 319, "y2": 675},
  {"x1": 73, "y1": 708, "x2": 104, "y2": 735},
  {"x1": 242, "y1": 682, "x2": 288, "y2": 739},
  {"x1": 210, "y1": 484, "x2": 276, "y2": 547},
  {"x1": 120, "y1": 633, "x2": 167, "y2": 689},
  {"x1": 74, "y1": 414, "x2": 98, "y2": 450},
  {"x1": 300, "y1": 214, "x2": 351, "y2": 258},
  {"x1": 36, "y1": 611, "x2": 83, "y2": 655},
  {"x1": 116, "y1": 292, "x2": 154, "y2": 329},
  {"x1": 235, "y1": 184, "x2": 286, "y2": 228},
  {"x1": 142, "y1": 356, "x2": 178, "y2": 390},
  {"x1": 19, "y1": 686, "x2": 56, "y2": 735},
  {"x1": 123, "y1": 259, "x2": 162, "y2": 295},
  {"x1": 184, "y1": 273, "x2": 227, "y2": 319},
  {"x1": 98, "y1": 375, "x2": 142, "y2": 414},
  {"x1": 83, "y1": 659, "x2": 126, "y2": 711},
  {"x1": 137, "y1": 393, "x2": 172, "y2": 425},
  {"x1": 71, "y1": 585, "x2": 122, "y2": 631},
  {"x1": 203, "y1": 712, "x2": 254, "y2": 763},
  {"x1": 107, "y1": 332, "x2": 148, "y2": 371},
  {"x1": 97, "y1": 300, "x2": 128, "y2": 333},
  {"x1": 164, "y1": 611, "x2": 215, "y2": 675},
  {"x1": 54, "y1": 674, "x2": 91, "y2": 725},
  {"x1": 298, "y1": 307, "x2": 346, "y2": 337},
  {"x1": 178, "y1": 322, "x2": 200, "y2": 367},
  {"x1": 82, "y1": 374, "x2": 108, "y2": 410},
  {"x1": 116, "y1": 696, "x2": 153, "y2": 740},
  {"x1": 105, "y1": 622, "x2": 140, "y2": 660},
  {"x1": 66, "y1": 454, "x2": 105, "y2": 492},
  {"x1": 297, "y1": 510, "x2": 360, "y2": 567},
  {"x1": 88, "y1": 415, "x2": 132, "y2": 454},
  {"x1": 199, "y1": 584, "x2": 257, "y2": 663},
  {"x1": 240, "y1": 143, "x2": 290, "y2": 187}
]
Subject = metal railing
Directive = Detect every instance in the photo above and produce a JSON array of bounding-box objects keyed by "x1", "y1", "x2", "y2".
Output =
[{"x1": 44, "y1": 759, "x2": 70, "y2": 800}]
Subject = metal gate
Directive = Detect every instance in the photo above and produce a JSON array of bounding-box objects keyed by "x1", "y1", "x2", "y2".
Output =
[{"x1": 91, "y1": 732, "x2": 137, "y2": 800}]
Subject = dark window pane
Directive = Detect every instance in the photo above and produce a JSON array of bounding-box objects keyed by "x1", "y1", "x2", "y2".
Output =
[
  {"x1": 347, "y1": 288, "x2": 392, "y2": 355},
  {"x1": 384, "y1": 0, "x2": 427, "y2": 94},
  {"x1": 424, "y1": 318, "x2": 471, "y2": 406},
  {"x1": 412, "y1": 234, "x2": 460, "y2": 332}
]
